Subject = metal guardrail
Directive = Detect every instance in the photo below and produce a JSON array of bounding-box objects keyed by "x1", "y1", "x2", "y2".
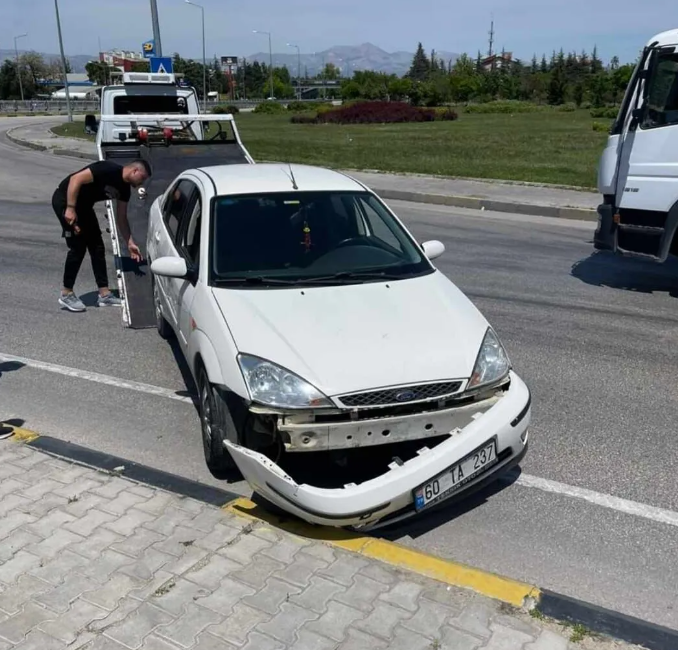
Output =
[
  {"x1": 0, "y1": 100, "x2": 100, "y2": 114},
  {"x1": 0, "y1": 97, "x2": 335, "y2": 115}
]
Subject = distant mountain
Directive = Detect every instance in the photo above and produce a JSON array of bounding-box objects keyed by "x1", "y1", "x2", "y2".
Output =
[
  {"x1": 244, "y1": 42, "x2": 459, "y2": 77},
  {"x1": 1, "y1": 42, "x2": 460, "y2": 77},
  {"x1": 0, "y1": 50, "x2": 94, "y2": 73}
]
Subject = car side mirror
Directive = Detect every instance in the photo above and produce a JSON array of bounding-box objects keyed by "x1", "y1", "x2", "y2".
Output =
[
  {"x1": 422, "y1": 240, "x2": 445, "y2": 260},
  {"x1": 151, "y1": 256, "x2": 192, "y2": 279}
]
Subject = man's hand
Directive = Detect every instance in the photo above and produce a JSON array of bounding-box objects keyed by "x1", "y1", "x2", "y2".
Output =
[
  {"x1": 128, "y1": 237, "x2": 143, "y2": 263},
  {"x1": 64, "y1": 207, "x2": 80, "y2": 234}
]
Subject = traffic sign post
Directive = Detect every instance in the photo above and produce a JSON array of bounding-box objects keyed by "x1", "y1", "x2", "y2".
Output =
[{"x1": 149, "y1": 57, "x2": 173, "y2": 74}]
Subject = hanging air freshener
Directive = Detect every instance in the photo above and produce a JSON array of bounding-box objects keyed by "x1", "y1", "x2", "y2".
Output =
[{"x1": 302, "y1": 221, "x2": 312, "y2": 252}]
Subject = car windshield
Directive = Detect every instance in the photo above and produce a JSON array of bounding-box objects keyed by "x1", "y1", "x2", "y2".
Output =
[{"x1": 210, "y1": 190, "x2": 433, "y2": 286}]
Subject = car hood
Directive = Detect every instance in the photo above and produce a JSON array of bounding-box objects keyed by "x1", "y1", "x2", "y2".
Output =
[{"x1": 211, "y1": 271, "x2": 490, "y2": 398}]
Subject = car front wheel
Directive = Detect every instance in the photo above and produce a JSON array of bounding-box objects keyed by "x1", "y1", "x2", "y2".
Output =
[
  {"x1": 152, "y1": 273, "x2": 173, "y2": 340},
  {"x1": 198, "y1": 366, "x2": 238, "y2": 479}
]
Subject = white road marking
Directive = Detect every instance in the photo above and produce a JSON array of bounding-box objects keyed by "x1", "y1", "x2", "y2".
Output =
[
  {"x1": 3, "y1": 350, "x2": 678, "y2": 530},
  {"x1": 514, "y1": 473, "x2": 678, "y2": 528},
  {"x1": 0, "y1": 352, "x2": 194, "y2": 405}
]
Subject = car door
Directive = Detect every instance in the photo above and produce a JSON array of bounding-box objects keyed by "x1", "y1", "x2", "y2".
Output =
[
  {"x1": 153, "y1": 178, "x2": 197, "y2": 328},
  {"x1": 171, "y1": 180, "x2": 205, "y2": 349}
]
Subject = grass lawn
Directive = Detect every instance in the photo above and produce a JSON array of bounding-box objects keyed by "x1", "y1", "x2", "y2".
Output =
[{"x1": 52, "y1": 109, "x2": 608, "y2": 188}]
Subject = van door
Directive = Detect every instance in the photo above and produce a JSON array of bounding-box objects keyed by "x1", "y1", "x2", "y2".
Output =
[{"x1": 613, "y1": 46, "x2": 678, "y2": 260}]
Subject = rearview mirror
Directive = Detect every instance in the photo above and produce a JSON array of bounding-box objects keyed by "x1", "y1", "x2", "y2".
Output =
[
  {"x1": 422, "y1": 240, "x2": 445, "y2": 260},
  {"x1": 151, "y1": 256, "x2": 190, "y2": 279}
]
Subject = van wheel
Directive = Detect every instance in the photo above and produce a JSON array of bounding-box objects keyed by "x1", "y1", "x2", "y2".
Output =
[
  {"x1": 152, "y1": 274, "x2": 172, "y2": 340},
  {"x1": 197, "y1": 366, "x2": 238, "y2": 479}
]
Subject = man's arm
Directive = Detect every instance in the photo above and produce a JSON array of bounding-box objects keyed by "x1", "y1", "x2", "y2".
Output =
[
  {"x1": 115, "y1": 199, "x2": 143, "y2": 262},
  {"x1": 64, "y1": 168, "x2": 94, "y2": 229}
]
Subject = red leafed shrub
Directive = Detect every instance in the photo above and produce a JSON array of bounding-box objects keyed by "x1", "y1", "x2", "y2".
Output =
[
  {"x1": 318, "y1": 101, "x2": 437, "y2": 124},
  {"x1": 288, "y1": 101, "x2": 459, "y2": 125}
]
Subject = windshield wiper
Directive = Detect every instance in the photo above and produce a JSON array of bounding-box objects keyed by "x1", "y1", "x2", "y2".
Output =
[
  {"x1": 213, "y1": 275, "x2": 299, "y2": 286},
  {"x1": 301, "y1": 270, "x2": 406, "y2": 284}
]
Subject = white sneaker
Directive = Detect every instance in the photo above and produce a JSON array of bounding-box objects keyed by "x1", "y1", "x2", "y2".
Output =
[{"x1": 59, "y1": 292, "x2": 86, "y2": 312}]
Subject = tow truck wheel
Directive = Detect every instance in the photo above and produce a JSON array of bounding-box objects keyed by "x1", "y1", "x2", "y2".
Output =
[
  {"x1": 197, "y1": 366, "x2": 238, "y2": 478},
  {"x1": 152, "y1": 274, "x2": 172, "y2": 340}
]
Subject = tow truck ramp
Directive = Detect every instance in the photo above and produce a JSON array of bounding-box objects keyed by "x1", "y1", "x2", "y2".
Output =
[{"x1": 96, "y1": 113, "x2": 255, "y2": 329}]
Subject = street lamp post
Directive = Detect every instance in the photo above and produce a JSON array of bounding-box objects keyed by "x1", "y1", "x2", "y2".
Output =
[
  {"x1": 53, "y1": 0, "x2": 72, "y2": 122},
  {"x1": 185, "y1": 0, "x2": 206, "y2": 111},
  {"x1": 14, "y1": 33, "x2": 27, "y2": 102},
  {"x1": 253, "y1": 30, "x2": 274, "y2": 100},
  {"x1": 287, "y1": 43, "x2": 301, "y2": 99}
]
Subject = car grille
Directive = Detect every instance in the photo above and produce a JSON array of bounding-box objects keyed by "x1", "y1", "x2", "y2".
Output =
[{"x1": 338, "y1": 381, "x2": 463, "y2": 408}]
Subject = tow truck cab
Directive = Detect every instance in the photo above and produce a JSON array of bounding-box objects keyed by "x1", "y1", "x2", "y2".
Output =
[
  {"x1": 87, "y1": 71, "x2": 204, "y2": 142},
  {"x1": 594, "y1": 28, "x2": 678, "y2": 263}
]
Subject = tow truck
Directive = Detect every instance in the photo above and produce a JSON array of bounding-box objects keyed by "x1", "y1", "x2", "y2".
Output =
[
  {"x1": 87, "y1": 71, "x2": 254, "y2": 328},
  {"x1": 594, "y1": 28, "x2": 678, "y2": 263}
]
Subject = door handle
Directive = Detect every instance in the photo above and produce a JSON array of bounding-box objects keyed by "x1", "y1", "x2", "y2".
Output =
[{"x1": 154, "y1": 232, "x2": 161, "y2": 242}]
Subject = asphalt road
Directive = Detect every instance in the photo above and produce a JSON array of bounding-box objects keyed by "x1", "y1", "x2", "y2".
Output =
[{"x1": 1, "y1": 117, "x2": 678, "y2": 632}]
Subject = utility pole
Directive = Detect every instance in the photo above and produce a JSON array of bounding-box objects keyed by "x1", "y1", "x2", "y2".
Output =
[
  {"x1": 53, "y1": 0, "x2": 72, "y2": 122},
  {"x1": 186, "y1": 1, "x2": 206, "y2": 109},
  {"x1": 253, "y1": 30, "x2": 274, "y2": 99},
  {"x1": 287, "y1": 43, "x2": 301, "y2": 99},
  {"x1": 150, "y1": 0, "x2": 162, "y2": 56},
  {"x1": 14, "y1": 33, "x2": 27, "y2": 102}
]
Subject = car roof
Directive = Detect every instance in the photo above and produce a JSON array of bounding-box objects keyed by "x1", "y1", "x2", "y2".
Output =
[{"x1": 195, "y1": 163, "x2": 368, "y2": 196}]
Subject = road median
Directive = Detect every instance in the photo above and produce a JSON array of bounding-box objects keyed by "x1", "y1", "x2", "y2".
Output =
[{"x1": 4, "y1": 120, "x2": 598, "y2": 221}]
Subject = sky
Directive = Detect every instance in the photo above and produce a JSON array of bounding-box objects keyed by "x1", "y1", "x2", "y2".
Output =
[{"x1": 0, "y1": 0, "x2": 674, "y2": 65}]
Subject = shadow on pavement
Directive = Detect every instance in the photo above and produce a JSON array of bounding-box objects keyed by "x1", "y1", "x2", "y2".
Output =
[{"x1": 571, "y1": 251, "x2": 678, "y2": 298}]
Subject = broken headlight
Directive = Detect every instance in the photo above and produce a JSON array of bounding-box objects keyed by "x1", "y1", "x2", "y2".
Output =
[
  {"x1": 237, "y1": 354, "x2": 333, "y2": 409},
  {"x1": 467, "y1": 328, "x2": 510, "y2": 391}
]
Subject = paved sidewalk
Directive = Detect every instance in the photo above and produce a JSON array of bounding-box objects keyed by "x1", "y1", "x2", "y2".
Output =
[
  {"x1": 3, "y1": 120, "x2": 598, "y2": 220},
  {"x1": 0, "y1": 440, "x2": 641, "y2": 650}
]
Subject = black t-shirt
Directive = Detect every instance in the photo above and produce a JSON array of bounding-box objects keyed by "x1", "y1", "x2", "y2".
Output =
[{"x1": 57, "y1": 161, "x2": 131, "y2": 210}]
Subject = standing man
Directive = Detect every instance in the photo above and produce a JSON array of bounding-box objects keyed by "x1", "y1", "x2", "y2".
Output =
[{"x1": 52, "y1": 159, "x2": 151, "y2": 312}]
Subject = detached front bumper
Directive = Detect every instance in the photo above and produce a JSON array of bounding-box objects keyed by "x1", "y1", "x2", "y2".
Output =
[{"x1": 225, "y1": 371, "x2": 531, "y2": 529}]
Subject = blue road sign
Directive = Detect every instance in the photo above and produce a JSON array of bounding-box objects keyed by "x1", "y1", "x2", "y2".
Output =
[
  {"x1": 142, "y1": 40, "x2": 155, "y2": 58},
  {"x1": 150, "y1": 57, "x2": 173, "y2": 74}
]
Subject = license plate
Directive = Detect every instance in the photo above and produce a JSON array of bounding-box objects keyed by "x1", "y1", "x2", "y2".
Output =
[{"x1": 414, "y1": 439, "x2": 498, "y2": 512}]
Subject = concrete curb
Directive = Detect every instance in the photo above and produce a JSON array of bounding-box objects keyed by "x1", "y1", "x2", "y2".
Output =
[
  {"x1": 375, "y1": 188, "x2": 598, "y2": 222},
  {"x1": 4, "y1": 423, "x2": 677, "y2": 649},
  {"x1": 6, "y1": 126, "x2": 598, "y2": 221}
]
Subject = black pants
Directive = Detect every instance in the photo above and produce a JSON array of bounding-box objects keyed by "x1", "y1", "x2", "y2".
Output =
[{"x1": 52, "y1": 190, "x2": 109, "y2": 290}]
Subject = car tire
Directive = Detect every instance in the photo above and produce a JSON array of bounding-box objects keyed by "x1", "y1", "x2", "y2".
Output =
[
  {"x1": 152, "y1": 273, "x2": 173, "y2": 340},
  {"x1": 197, "y1": 366, "x2": 238, "y2": 479}
]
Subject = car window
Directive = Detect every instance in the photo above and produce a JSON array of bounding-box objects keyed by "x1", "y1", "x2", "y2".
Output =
[
  {"x1": 354, "y1": 195, "x2": 406, "y2": 254},
  {"x1": 210, "y1": 190, "x2": 432, "y2": 285},
  {"x1": 164, "y1": 179, "x2": 195, "y2": 242},
  {"x1": 181, "y1": 192, "x2": 202, "y2": 264}
]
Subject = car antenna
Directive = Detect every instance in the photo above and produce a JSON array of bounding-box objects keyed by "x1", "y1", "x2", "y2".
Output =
[{"x1": 287, "y1": 163, "x2": 299, "y2": 190}]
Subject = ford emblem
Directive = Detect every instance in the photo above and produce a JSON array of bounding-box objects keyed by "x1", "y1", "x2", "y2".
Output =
[{"x1": 395, "y1": 390, "x2": 416, "y2": 402}]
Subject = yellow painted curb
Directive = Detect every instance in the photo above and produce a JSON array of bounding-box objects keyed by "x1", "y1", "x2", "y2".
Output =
[
  {"x1": 1, "y1": 424, "x2": 40, "y2": 443},
  {"x1": 223, "y1": 497, "x2": 540, "y2": 608}
]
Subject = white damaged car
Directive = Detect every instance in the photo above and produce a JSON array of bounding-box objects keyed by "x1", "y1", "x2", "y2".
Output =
[{"x1": 147, "y1": 162, "x2": 531, "y2": 530}]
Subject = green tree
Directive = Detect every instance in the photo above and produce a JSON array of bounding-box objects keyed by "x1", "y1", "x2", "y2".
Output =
[{"x1": 407, "y1": 42, "x2": 430, "y2": 81}]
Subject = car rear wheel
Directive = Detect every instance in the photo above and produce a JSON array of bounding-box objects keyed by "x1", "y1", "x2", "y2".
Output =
[{"x1": 198, "y1": 366, "x2": 238, "y2": 479}]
